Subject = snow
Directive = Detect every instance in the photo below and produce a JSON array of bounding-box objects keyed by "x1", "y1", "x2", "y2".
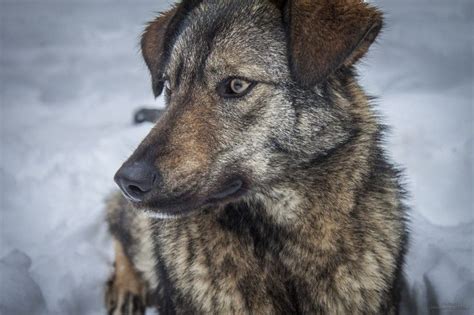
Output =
[
  {"x1": 0, "y1": 250, "x2": 47, "y2": 315},
  {"x1": 0, "y1": 0, "x2": 472, "y2": 314}
]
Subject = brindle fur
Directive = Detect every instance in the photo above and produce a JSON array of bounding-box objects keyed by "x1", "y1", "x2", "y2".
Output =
[{"x1": 105, "y1": 0, "x2": 408, "y2": 314}]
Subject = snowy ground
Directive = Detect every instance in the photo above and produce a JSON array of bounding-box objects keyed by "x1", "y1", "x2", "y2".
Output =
[{"x1": 0, "y1": 0, "x2": 472, "y2": 314}]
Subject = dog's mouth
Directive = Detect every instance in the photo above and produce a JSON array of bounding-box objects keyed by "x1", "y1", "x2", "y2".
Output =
[
  {"x1": 129, "y1": 178, "x2": 246, "y2": 219},
  {"x1": 208, "y1": 179, "x2": 243, "y2": 201}
]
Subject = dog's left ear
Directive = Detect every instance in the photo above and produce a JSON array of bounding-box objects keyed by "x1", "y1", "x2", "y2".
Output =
[
  {"x1": 141, "y1": 7, "x2": 178, "y2": 97},
  {"x1": 141, "y1": 1, "x2": 204, "y2": 97},
  {"x1": 276, "y1": 0, "x2": 383, "y2": 87}
]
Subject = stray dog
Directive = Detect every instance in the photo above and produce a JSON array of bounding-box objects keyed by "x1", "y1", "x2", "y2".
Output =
[{"x1": 105, "y1": 0, "x2": 408, "y2": 314}]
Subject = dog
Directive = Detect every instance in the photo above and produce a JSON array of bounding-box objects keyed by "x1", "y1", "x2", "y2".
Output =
[{"x1": 104, "y1": 0, "x2": 408, "y2": 314}]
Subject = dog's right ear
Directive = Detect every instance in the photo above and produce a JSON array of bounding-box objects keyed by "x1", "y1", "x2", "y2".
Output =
[
  {"x1": 141, "y1": 8, "x2": 178, "y2": 97},
  {"x1": 271, "y1": 0, "x2": 383, "y2": 88}
]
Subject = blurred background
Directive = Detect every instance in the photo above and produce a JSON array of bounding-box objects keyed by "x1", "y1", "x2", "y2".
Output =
[{"x1": 0, "y1": 0, "x2": 472, "y2": 314}]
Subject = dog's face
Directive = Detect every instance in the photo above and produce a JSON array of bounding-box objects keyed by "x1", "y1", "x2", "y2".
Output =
[{"x1": 115, "y1": 0, "x2": 382, "y2": 217}]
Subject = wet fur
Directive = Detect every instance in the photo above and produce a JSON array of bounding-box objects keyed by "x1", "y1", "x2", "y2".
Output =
[{"x1": 105, "y1": 0, "x2": 408, "y2": 314}]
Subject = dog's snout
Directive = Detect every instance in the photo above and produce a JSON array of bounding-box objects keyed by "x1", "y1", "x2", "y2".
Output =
[{"x1": 114, "y1": 161, "x2": 158, "y2": 202}]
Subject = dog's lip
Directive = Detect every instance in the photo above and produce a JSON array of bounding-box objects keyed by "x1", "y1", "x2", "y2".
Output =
[
  {"x1": 208, "y1": 179, "x2": 243, "y2": 201},
  {"x1": 133, "y1": 178, "x2": 246, "y2": 219}
]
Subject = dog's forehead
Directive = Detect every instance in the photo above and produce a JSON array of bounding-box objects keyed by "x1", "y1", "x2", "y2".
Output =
[{"x1": 166, "y1": 0, "x2": 287, "y2": 80}]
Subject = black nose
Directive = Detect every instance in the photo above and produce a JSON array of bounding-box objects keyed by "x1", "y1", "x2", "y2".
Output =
[{"x1": 114, "y1": 161, "x2": 158, "y2": 202}]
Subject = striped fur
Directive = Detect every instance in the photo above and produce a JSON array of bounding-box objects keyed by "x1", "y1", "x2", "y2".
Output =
[{"x1": 105, "y1": 0, "x2": 408, "y2": 314}]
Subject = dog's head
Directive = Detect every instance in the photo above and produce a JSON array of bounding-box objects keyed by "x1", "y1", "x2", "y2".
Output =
[{"x1": 115, "y1": 0, "x2": 383, "y2": 217}]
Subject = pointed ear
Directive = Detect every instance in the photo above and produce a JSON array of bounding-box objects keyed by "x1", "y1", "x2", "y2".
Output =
[
  {"x1": 286, "y1": 0, "x2": 383, "y2": 87},
  {"x1": 141, "y1": 7, "x2": 178, "y2": 97}
]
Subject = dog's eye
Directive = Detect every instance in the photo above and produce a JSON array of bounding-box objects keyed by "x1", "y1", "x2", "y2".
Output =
[
  {"x1": 230, "y1": 79, "x2": 250, "y2": 94},
  {"x1": 218, "y1": 77, "x2": 255, "y2": 98},
  {"x1": 164, "y1": 80, "x2": 172, "y2": 94}
]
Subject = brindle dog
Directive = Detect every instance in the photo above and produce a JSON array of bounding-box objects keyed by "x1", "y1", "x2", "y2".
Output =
[{"x1": 105, "y1": 0, "x2": 408, "y2": 314}]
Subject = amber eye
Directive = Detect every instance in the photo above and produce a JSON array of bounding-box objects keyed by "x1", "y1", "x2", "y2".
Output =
[
  {"x1": 218, "y1": 77, "x2": 255, "y2": 98},
  {"x1": 230, "y1": 78, "x2": 251, "y2": 94}
]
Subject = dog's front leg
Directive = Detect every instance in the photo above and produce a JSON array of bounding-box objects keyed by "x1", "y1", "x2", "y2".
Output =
[{"x1": 105, "y1": 240, "x2": 147, "y2": 315}]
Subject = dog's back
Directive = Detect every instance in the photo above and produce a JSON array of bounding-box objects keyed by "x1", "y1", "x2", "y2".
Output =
[{"x1": 105, "y1": 0, "x2": 408, "y2": 314}]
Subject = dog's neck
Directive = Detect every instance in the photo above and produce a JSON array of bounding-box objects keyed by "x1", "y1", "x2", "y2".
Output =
[{"x1": 253, "y1": 78, "x2": 380, "y2": 228}]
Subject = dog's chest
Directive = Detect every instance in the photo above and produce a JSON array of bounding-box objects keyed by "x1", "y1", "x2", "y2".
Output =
[{"x1": 148, "y1": 210, "x2": 301, "y2": 313}]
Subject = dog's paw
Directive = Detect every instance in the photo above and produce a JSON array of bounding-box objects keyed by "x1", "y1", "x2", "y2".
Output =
[{"x1": 105, "y1": 273, "x2": 146, "y2": 315}]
